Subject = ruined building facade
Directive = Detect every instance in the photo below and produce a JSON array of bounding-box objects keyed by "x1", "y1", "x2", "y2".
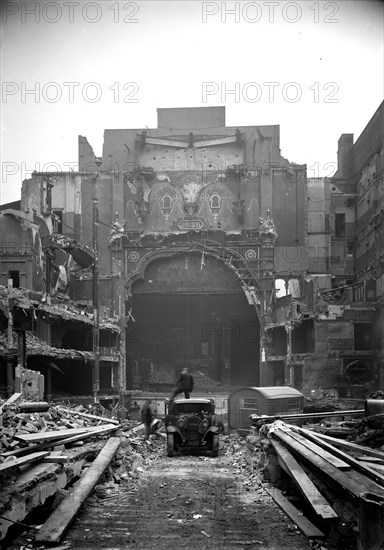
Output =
[
  {"x1": 266, "y1": 101, "x2": 384, "y2": 395},
  {"x1": 76, "y1": 106, "x2": 306, "y2": 389},
  {"x1": 1, "y1": 103, "x2": 383, "y2": 399}
]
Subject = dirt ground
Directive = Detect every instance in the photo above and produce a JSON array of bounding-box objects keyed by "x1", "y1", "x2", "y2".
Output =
[{"x1": 50, "y1": 435, "x2": 318, "y2": 550}]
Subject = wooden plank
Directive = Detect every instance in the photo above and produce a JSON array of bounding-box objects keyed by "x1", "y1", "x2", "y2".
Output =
[
  {"x1": 13, "y1": 426, "x2": 91, "y2": 443},
  {"x1": 56, "y1": 406, "x2": 120, "y2": 425},
  {"x1": 271, "y1": 428, "x2": 384, "y2": 498},
  {"x1": 309, "y1": 432, "x2": 384, "y2": 461},
  {"x1": 264, "y1": 486, "x2": 325, "y2": 539},
  {"x1": 14, "y1": 424, "x2": 112, "y2": 443},
  {"x1": 55, "y1": 425, "x2": 118, "y2": 446},
  {"x1": 35, "y1": 437, "x2": 121, "y2": 543},
  {"x1": 1, "y1": 440, "x2": 59, "y2": 458},
  {"x1": 270, "y1": 439, "x2": 338, "y2": 521},
  {"x1": 3, "y1": 392, "x2": 22, "y2": 406},
  {"x1": 356, "y1": 456, "x2": 384, "y2": 464},
  {"x1": 290, "y1": 425, "x2": 384, "y2": 488},
  {"x1": 42, "y1": 452, "x2": 70, "y2": 464},
  {"x1": 285, "y1": 430, "x2": 350, "y2": 470},
  {"x1": 194, "y1": 135, "x2": 239, "y2": 148},
  {"x1": 1, "y1": 424, "x2": 118, "y2": 458},
  {"x1": 251, "y1": 409, "x2": 365, "y2": 422},
  {"x1": 0, "y1": 451, "x2": 49, "y2": 473},
  {"x1": 0, "y1": 392, "x2": 22, "y2": 415},
  {"x1": 355, "y1": 462, "x2": 384, "y2": 475},
  {"x1": 144, "y1": 136, "x2": 189, "y2": 148}
]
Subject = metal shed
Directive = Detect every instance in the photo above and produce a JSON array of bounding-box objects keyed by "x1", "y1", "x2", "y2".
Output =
[{"x1": 228, "y1": 386, "x2": 304, "y2": 430}]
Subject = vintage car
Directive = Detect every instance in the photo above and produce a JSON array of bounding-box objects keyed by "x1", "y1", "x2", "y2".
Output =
[{"x1": 165, "y1": 398, "x2": 219, "y2": 457}]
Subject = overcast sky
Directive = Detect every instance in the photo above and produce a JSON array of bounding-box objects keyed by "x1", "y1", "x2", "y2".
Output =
[{"x1": 1, "y1": 0, "x2": 383, "y2": 204}]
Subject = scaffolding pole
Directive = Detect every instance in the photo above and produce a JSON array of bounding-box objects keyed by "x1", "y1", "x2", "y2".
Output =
[
  {"x1": 118, "y1": 255, "x2": 127, "y2": 419},
  {"x1": 92, "y1": 197, "x2": 100, "y2": 403}
]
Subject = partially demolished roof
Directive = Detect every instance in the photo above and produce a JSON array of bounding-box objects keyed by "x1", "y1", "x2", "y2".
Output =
[
  {"x1": 48, "y1": 234, "x2": 95, "y2": 268},
  {"x1": 26, "y1": 333, "x2": 94, "y2": 360},
  {"x1": 0, "y1": 287, "x2": 119, "y2": 332}
]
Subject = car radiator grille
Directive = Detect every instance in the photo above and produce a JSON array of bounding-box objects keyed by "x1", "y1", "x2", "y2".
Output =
[{"x1": 185, "y1": 415, "x2": 201, "y2": 441}]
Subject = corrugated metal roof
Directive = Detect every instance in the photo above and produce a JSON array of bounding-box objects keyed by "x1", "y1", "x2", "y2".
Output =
[
  {"x1": 231, "y1": 386, "x2": 304, "y2": 400},
  {"x1": 172, "y1": 398, "x2": 212, "y2": 404}
]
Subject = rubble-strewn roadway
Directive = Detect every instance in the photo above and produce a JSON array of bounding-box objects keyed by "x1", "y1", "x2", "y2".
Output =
[{"x1": 61, "y1": 436, "x2": 313, "y2": 550}]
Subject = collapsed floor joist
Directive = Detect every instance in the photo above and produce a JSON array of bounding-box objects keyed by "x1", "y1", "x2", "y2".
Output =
[
  {"x1": 269, "y1": 438, "x2": 338, "y2": 521},
  {"x1": 269, "y1": 424, "x2": 384, "y2": 499},
  {"x1": 0, "y1": 453, "x2": 88, "y2": 540},
  {"x1": 258, "y1": 420, "x2": 384, "y2": 549},
  {"x1": 264, "y1": 486, "x2": 325, "y2": 539},
  {"x1": 35, "y1": 436, "x2": 121, "y2": 544}
]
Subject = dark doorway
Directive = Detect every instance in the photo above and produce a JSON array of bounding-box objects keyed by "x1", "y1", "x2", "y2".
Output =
[
  {"x1": 354, "y1": 323, "x2": 375, "y2": 350},
  {"x1": 9, "y1": 270, "x2": 20, "y2": 288},
  {"x1": 127, "y1": 254, "x2": 260, "y2": 389},
  {"x1": 272, "y1": 361, "x2": 285, "y2": 385}
]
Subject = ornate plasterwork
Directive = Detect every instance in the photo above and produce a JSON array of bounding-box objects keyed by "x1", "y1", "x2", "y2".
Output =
[{"x1": 125, "y1": 244, "x2": 261, "y2": 310}]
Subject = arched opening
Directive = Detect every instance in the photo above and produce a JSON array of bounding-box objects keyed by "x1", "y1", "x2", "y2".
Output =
[
  {"x1": 126, "y1": 253, "x2": 260, "y2": 391},
  {"x1": 345, "y1": 360, "x2": 372, "y2": 384}
]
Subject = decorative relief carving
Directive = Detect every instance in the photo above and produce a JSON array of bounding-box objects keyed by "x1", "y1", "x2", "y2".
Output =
[{"x1": 128, "y1": 251, "x2": 140, "y2": 263}]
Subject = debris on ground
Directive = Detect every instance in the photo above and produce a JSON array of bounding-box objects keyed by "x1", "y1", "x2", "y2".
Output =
[
  {"x1": 347, "y1": 414, "x2": 384, "y2": 448},
  {"x1": 0, "y1": 393, "x2": 166, "y2": 545}
]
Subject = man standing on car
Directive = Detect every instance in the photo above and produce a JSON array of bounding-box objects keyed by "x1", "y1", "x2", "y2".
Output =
[
  {"x1": 141, "y1": 398, "x2": 153, "y2": 439},
  {"x1": 170, "y1": 367, "x2": 194, "y2": 400}
]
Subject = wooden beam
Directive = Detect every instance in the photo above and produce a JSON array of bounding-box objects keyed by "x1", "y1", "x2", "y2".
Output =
[
  {"x1": 356, "y1": 456, "x2": 384, "y2": 464},
  {"x1": 251, "y1": 409, "x2": 365, "y2": 422},
  {"x1": 14, "y1": 424, "x2": 114, "y2": 444},
  {"x1": 355, "y1": 462, "x2": 384, "y2": 475},
  {"x1": 264, "y1": 486, "x2": 325, "y2": 539},
  {"x1": 286, "y1": 430, "x2": 350, "y2": 470},
  {"x1": 270, "y1": 439, "x2": 338, "y2": 521},
  {"x1": 55, "y1": 425, "x2": 119, "y2": 446},
  {"x1": 1, "y1": 424, "x2": 118, "y2": 458},
  {"x1": 0, "y1": 392, "x2": 22, "y2": 415},
  {"x1": 270, "y1": 428, "x2": 383, "y2": 499},
  {"x1": 56, "y1": 406, "x2": 120, "y2": 425},
  {"x1": 194, "y1": 135, "x2": 241, "y2": 148},
  {"x1": 3, "y1": 392, "x2": 22, "y2": 406},
  {"x1": 43, "y1": 452, "x2": 70, "y2": 464},
  {"x1": 0, "y1": 451, "x2": 49, "y2": 473},
  {"x1": 35, "y1": 437, "x2": 121, "y2": 544},
  {"x1": 144, "y1": 136, "x2": 189, "y2": 148},
  {"x1": 290, "y1": 426, "x2": 384, "y2": 488},
  {"x1": 307, "y1": 431, "x2": 384, "y2": 461}
]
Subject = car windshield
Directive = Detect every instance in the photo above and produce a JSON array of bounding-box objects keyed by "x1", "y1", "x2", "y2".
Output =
[{"x1": 174, "y1": 403, "x2": 211, "y2": 414}]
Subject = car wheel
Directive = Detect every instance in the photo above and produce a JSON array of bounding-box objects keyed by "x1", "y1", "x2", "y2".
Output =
[
  {"x1": 167, "y1": 434, "x2": 174, "y2": 457},
  {"x1": 212, "y1": 434, "x2": 219, "y2": 457}
]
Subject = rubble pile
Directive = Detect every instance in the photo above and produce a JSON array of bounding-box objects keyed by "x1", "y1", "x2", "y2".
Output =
[
  {"x1": 0, "y1": 401, "x2": 118, "y2": 454},
  {"x1": 97, "y1": 432, "x2": 166, "y2": 489},
  {"x1": 148, "y1": 364, "x2": 175, "y2": 385},
  {"x1": 347, "y1": 414, "x2": 384, "y2": 448},
  {"x1": 0, "y1": 393, "x2": 168, "y2": 546},
  {"x1": 303, "y1": 393, "x2": 365, "y2": 413}
]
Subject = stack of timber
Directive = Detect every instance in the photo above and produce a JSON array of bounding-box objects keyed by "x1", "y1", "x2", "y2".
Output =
[
  {"x1": 0, "y1": 394, "x2": 121, "y2": 542},
  {"x1": 257, "y1": 419, "x2": 384, "y2": 549}
]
